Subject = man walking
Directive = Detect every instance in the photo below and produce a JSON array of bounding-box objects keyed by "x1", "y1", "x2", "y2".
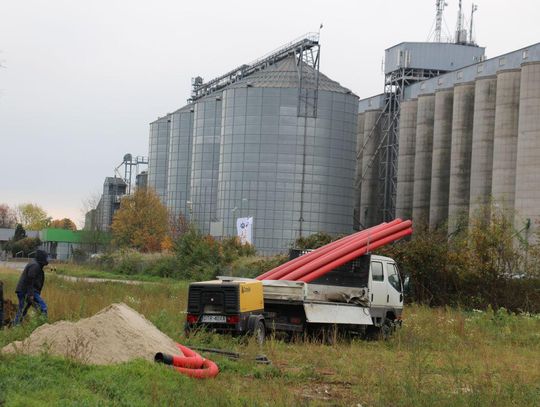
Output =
[{"x1": 14, "y1": 249, "x2": 49, "y2": 324}]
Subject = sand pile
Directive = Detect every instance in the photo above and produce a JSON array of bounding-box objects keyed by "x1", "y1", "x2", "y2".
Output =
[{"x1": 1, "y1": 303, "x2": 183, "y2": 364}]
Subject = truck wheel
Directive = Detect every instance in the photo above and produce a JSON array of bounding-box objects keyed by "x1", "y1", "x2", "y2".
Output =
[{"x1": 254, "y1": 320, "x2": 266, "y2": 345}]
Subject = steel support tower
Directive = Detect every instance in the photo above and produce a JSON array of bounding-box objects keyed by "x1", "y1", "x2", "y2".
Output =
[{"x1": 359, "y1": 66, "x2": 446, "y2": 225}]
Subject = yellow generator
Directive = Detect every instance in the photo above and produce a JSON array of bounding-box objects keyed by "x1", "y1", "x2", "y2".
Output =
[{"x1": 185, "y1": 278, "x2": 266, "y2": 342}]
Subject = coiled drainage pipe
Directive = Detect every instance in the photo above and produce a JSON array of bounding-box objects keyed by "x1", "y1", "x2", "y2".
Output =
[{"x1": 155, "y1": 343, "x2": 219, "y2": 379}]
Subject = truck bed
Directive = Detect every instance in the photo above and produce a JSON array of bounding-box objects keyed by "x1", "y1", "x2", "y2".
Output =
[{"x1": 218, "y1": 277, "x2": 369, "y2": 306}]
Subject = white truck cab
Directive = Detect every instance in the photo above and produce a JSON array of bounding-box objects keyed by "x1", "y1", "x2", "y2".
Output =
[{"x1": 367, "y1": 255, "x2": 404, "y2": 326}]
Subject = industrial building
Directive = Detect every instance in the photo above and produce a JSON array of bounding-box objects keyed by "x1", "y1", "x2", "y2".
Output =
[
  {"x1": 357, "y1": 39, "x2": 540, "y2": 236},
  {"x1": 85, "y1": 155, "x2": 148, "y2": 232},
  {"x1": 148, "y1": 34, "x2": 359, "y2": 254}
]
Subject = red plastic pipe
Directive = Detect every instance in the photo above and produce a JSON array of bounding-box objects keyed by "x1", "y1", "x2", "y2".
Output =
[
  {"x1": 279, "y1": 220, "x2": 412, "y2": 281},
  {"x1": 258, "y1": 220, "x2": 400, "y2": 281},
  {"x1": 255, "y1": 226, "x2": 376, "y2": 280},
  {"x1": 299, "y1": 227, "x2": 412, "y2": 283}
]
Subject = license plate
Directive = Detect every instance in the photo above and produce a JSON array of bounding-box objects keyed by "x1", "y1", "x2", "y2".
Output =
[{"x1": 201, "y1": 315, "x2": 226, "y2": 323}]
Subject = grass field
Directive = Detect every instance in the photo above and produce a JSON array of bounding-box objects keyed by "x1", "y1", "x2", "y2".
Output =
[{"x1": 1, "y1": 266, "x2": 539, "y2": 406}]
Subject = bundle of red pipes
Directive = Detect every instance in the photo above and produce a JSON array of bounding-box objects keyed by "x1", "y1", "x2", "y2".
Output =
[{"x1": 256, "y1": 219, "x2": 412, "y2": 282}]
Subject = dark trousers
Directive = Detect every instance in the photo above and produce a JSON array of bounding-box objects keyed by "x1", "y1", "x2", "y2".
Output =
[{"x1": 14, "y1": 291, "x2": 48, "y2": 324}]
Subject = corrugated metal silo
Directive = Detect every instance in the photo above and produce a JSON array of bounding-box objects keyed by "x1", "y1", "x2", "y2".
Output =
[
  {"x1": 147, "y1": 115, "x2": 171, "y2": 204},
  {"x1": 216, "y1": 57, "x2": 358, "y2": 253},
  {"x1": 360, "y1": 109, "x2": 383, "y2": 228},
  {"x1": 469, "y1": 76, "x2": 497, "y2": 220},
  {"x1": 167, "y1": 105, "x2": 194, "y2": 219},
  {"x1": 354, "y1": 113, "x2": 365, "y2": 229},
  {"x1": 492, "y1": 69, "x2": 521, "y2": 214},
  {"x1": 448, "y1": 82, "x2": 475, "y2": 234},
  {"x1": 429, "y1": 89, "x2": 454, "y2": 230},
  {"x1": 514, "y1": 62, "x2": 540, "y2": 235},
  {"x1": 412, "y1": 94, "x2": 435, "y2": 225},
  {"x1": 191, "y1": 95, "x2": 223, "y2": 234},
  {"x1": 395, "y1": 99, "x2": 418, "y2": 220}
]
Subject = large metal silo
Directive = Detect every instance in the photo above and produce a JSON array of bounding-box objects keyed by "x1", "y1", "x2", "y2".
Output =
[
  {"x1": 216, "y1": 58, "x2": 358, "y2": 254},
  {"x1": 448, "y1": 82, "x2": 475, "y2": 234},
  {"x1": 412, "y1": 94, "x2": 435, "y2": 226},
  {"x1": 360, "y1": 109, "x2": 383, "y2": 228},
  {"x1": 190, "y1": 95, "x2": 223, "y2": 234},
  {"x1": 354, "y1": 113, "x2": 365, "y2": 229},
  {"x1": 492, "y1": 69, "x2": 521, "y2": 214},
  {"x1": 395, "y1": 99, "x2": 418, "y2": 220},
  {"x1": 469, "y1": 76, "x2": 497, "y2": 220},
  {"x1": 429, "y1": 89, "x2": 454, "y2": 230},
  {"x1": 167, "y1": 105, "x2": 194, "y2": 219},
  {"x1": 147, "y1": 115, "x2": 171, "y2": 204},
  {"x1": 514, "y1": 62, "x2": 540, "y2": 236}
]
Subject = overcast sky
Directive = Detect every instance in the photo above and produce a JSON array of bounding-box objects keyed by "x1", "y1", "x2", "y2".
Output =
[{"x1": 0, "y1": 0, "x2": 538, "y2": 227}]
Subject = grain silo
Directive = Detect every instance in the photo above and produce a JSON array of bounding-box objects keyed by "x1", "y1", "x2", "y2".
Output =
[
  {"x1": 395, "y1": 99, "x2": 417, "y2": 220},
  {"x1": 148, "y1": 34, "x2": 358, "y2": 254},
  {"x1": 190, "y1": 95, "x2": 223, "y2": 234},
  {"x1": 514, "y1": 61, "x2": 540, "y2": 233},
  {"x1": 358, "y1": 40, "x2": 540, "y2": 239},
  {"x1": 429, "y1": 88, "x2": 453, "y2": 229},
  {"x1": 148, "y1": 115, "x2": 171, "y2": 204},
  {"x1": 167, "y1": 105, "x2": 194, "y2": 219}
]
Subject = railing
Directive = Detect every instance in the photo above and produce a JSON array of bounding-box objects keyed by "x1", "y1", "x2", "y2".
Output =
[{"x1": 190, "y1": 32, "x2": 320, "y2": 101}]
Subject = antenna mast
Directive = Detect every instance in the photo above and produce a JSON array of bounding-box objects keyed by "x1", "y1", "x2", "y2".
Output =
[
  {"x1": 469, "y1": 3, "x2": 478, "y2": 44},
  {"x1": 435, "y1": 0, "x2": 447, "y2": 42},
  {"x1": 455, "y1": 0, "x2": 464, "y2": 43}
]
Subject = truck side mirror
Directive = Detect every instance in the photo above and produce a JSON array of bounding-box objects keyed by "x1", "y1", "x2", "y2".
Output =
[{"x1": 403, "y1": 276, "x2": 410, "y2": 291}]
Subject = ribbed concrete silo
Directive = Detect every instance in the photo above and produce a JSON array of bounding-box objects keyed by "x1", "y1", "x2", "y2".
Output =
[
  {"x1": 514, "y1": 62, "x2": 540, "y2": 237},
  {"x1": 395, "y1": 99, "x2": 418, "y2": 220},
  {"x1": 448, "y1": 82, "x2": 475, "y2": 234},
  {"x1": 167, "y1": 105, "x2": 194, "y2": 218},
  {"x1": 216, "y1": 56, "x2": 358, "y2": 253},
  {"x1": 190, "y1": 95, "x2": 222, "y2": 234},
  {"x1": 354, "y1": 113, "x2": 365, "y2": 229},
  {"x1": 412, "y1": 94, "x2": 435, "y2": 225},
  {"x1": 469, "y1": 76, "x2": 497, "y2": 220},
  {"x1": 492, "y1": 69, "x2": 521, "y2": 214},
  {"x1": 360, "y1": 109, "x2": 383, "y2": 228},
  {"x1": 147, "y1": 115, "x2": 171, "y2": 204},
  {"x1": 429, "y1": 89, "x2": 454, "y2": 230}
]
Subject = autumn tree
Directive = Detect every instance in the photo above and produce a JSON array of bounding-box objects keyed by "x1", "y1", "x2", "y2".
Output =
[
  {"x1": 17, "y1": 203, "x2": 51, "y2": 230},
  {"x1": 0, "y1": 204, "x2": 17, "y2": 228},
  {"x1": 111, "y1": 188, "x2": 169, "y2": 252},
  {"x1": 50, "y1": 218, "x2": 77, "y2": 231}
]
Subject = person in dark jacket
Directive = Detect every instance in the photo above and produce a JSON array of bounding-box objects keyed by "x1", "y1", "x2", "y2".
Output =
[{"x1": 14, "y1": 249, "x2": 49, "y2": 324}]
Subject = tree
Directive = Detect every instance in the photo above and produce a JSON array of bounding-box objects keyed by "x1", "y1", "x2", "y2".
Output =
[
  {"x1": 50, "y1": 218, "x2": 77, "y2": 231},
  {"x1": 13, "y1": 224, "x2": 26, "y2": 241},
  {"x1": 17, "y1": 203, "x2": 51, "y2": 230},
  {"x1": 0, "y1": 204, "x2": 17, "y2": 228},
  {"x1": 111, "y1": 188, "x2": 169, "y2": 252}
]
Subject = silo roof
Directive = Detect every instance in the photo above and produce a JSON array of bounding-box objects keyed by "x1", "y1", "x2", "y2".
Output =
[{"x1": 227, "y1": 56, "x2": 356, "y2": 95}]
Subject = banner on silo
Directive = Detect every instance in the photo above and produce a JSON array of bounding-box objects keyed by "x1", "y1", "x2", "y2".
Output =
[{"x1": 236, "y1": 217, "x2": 253, "y2": 245}]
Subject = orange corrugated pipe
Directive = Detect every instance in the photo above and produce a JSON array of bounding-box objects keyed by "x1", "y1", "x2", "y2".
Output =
[{"x1": 155, "y1": 343, "x2": 219, "y2": 379}]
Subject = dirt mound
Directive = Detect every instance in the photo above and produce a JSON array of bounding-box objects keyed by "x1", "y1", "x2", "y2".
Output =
[{"x1": 1, "y1": 303, "x2": 183, "y2": 364}]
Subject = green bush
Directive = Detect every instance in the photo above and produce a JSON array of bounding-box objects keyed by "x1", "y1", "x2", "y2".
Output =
[
  {"x1": 5, "y1": 237, "x2": 41, "y2": 257},
  {"x1": 293, "y1": 231, "x2": 340, "y2": 250},
  {"x1": 378, "y1": 204, "x2": 540, "y2": 312}
]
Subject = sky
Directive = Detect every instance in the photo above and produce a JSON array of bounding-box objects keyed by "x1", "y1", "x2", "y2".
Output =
[{"x1": 0, "y1": 0, "x2": 538, "y2": 228}]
